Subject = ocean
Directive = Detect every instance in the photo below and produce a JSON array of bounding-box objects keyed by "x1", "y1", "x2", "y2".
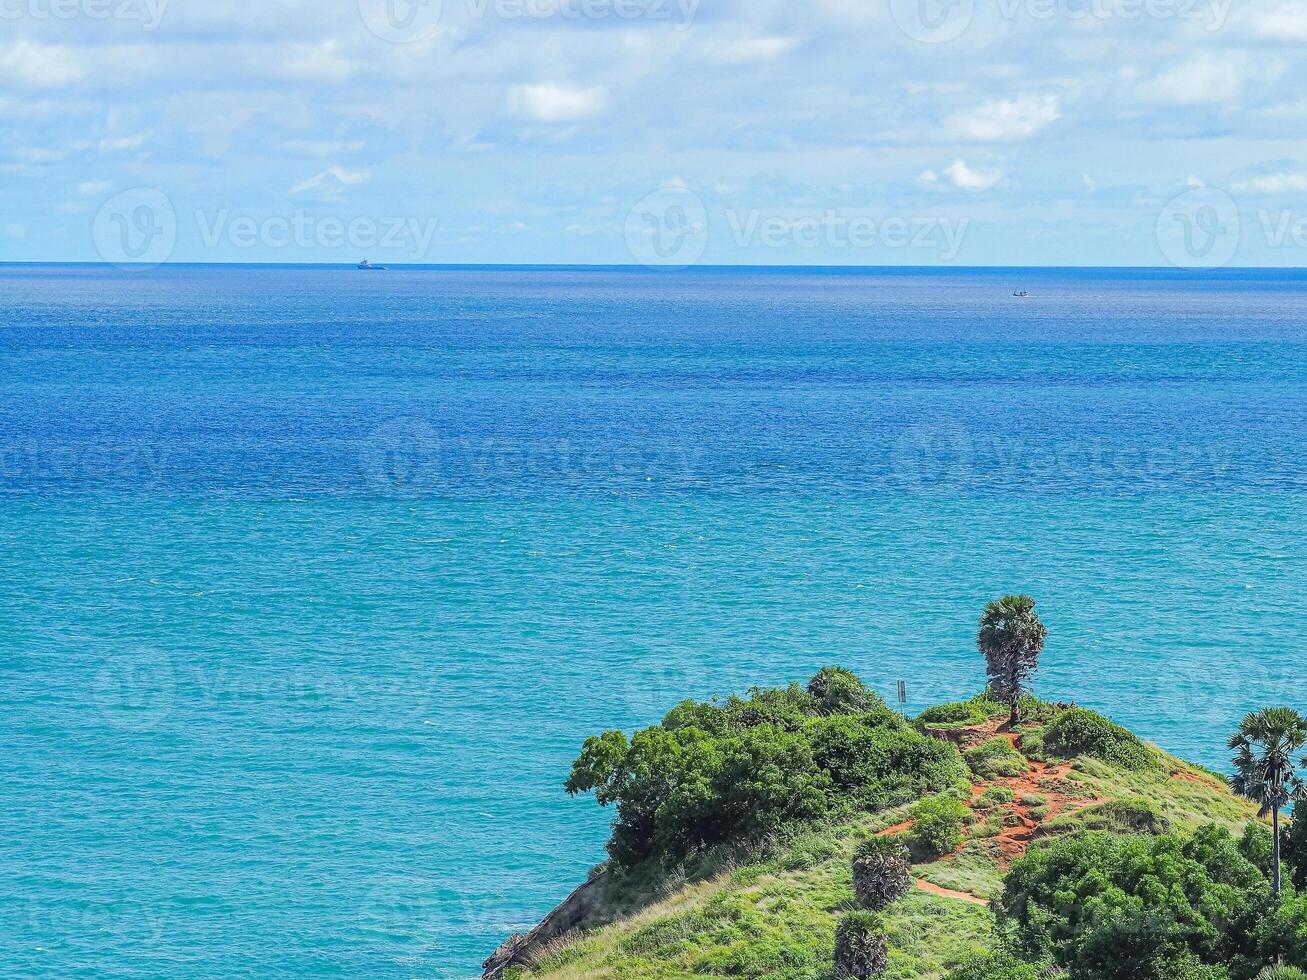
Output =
[{"x1": 2, "y1": 263, "x2": 1305, "y2": 977}]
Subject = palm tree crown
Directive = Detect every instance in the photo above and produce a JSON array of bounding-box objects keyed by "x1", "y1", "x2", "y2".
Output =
[{"x1": 977, "y1": 594, "x2": 1047, "y2": 724}]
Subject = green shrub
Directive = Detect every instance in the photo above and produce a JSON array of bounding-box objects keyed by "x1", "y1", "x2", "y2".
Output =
[
  {"x1": 908, "y1": 794, "x2": 970, "y2": 858},
  {"x1": 1041, "y1": 707, "x2": 1158, "y2": 771},
  {"x1": 945, "y1": 950, "x2": 1041, "y2": 980},
  {"x1": 1258, "y1": 968, "x2": 1307, "y2": 980},
  {"x1": 977, "y1": 786, "x2": 1016, "y2": 808},
  {"x1": 1000, "y1": 825, "x2": 1271, "y2": 980},
  {"x1": 808, "y1": 667, "x2": 886, "y2": 716},
  {"x1": 834, "y1": 910, "x2": 887, "y2": 979},
  {"x1": 965, "y1": 737, "x2": 1027, "y2": 779},
  {"x1": 851, "y1": 836, "x2": 911, "y2": 911},
  {"x1": 566, "y1": 668, "x2": 966, "y2": 868}
]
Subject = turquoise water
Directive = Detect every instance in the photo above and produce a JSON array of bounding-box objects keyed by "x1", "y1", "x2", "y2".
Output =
[{"x1": 2, "y1": 265, "x2": 1306, "y2": 976}]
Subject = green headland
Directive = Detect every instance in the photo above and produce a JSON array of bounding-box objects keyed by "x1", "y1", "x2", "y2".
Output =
[{"x1": 484, "y1": 597, "x2": 1307, "y2": 980}]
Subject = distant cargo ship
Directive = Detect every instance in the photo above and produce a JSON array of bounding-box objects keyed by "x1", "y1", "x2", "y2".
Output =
[{"x1": 357, "y1": 259, "x2": 387, "y2": 270}]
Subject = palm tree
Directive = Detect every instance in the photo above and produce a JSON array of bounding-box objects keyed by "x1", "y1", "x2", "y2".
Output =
[
  {"x1": 1229, "y1": 707, "x2": 1307, "y2": 897},
  {"x1": 977, "y1": 595, "x2": 1047, "y2": 726}
]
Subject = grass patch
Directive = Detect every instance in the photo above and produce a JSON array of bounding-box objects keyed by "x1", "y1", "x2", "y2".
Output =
[{"x1": 914, "y1": 838, "x2": 1007, "y2": 901}]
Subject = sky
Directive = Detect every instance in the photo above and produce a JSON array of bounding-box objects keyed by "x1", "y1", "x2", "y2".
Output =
[{"x1": 3, "y1": 0, "x2": 1307, "y2": 266}]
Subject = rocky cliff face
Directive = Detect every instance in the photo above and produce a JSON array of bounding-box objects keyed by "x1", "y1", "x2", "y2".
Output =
[{"x1": 482, "y1": 868, "x2": 610, "y2": 979}]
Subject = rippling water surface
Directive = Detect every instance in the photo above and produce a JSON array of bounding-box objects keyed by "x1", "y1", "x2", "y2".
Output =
[{"x1": 2, "y1": 264, "x2": 1305, "y2": 977}]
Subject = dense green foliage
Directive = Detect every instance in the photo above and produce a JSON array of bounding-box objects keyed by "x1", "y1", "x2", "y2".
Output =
[
  {"x1": 977, "y1": 595, "x2": 1047, "y2": 724},
  {"x1": 907, "y1": 794, "x2": 970, "y2": 859},
  {"x1": 944, "y1": 950, "x2": 1041, "y2": 980},
  {"x1": 834, "y1": 910, "x2": 887, "y2": 979},
  {"x1": 1000, "y1": 825, "x2": 1301, "y2": 980},
  {"x1": 852, "y1": 836, "x2": 911, "y2": 911},
  {"x1": 1288, "y1": 794, "x2": 1307, "y2": 891},
  {"x1": 1042, "y1": 706, "x2": 1158, "y2": 771},
  {"x1": 964, "y1": 737, "x2": 1026, "y2": 779},
  {"x1": 566, "y1": 670, "x2": 967, "y2": 867}
]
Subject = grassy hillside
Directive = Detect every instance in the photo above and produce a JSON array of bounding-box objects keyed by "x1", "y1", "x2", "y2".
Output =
[{"x1": 493, "y1": 690, "x2": 1264, "y2": 980}]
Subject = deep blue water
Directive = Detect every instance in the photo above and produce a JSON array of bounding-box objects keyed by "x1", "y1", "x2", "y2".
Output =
[{"x1": 2, "y1": 264, "x2": 1305, "y2": 977}]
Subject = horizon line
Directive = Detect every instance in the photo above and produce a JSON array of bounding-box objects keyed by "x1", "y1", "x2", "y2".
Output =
[{"x1": 2, "y1": 260, "x2": 1307, "y2": 273}]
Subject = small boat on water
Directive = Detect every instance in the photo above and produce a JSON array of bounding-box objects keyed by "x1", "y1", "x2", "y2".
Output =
[
  {"x1": 357, "y1": 258, "x2": 387, "y2": 270},
  {"x1": 1012, "y1": 290, "x2": 1029, "y2": 297}
]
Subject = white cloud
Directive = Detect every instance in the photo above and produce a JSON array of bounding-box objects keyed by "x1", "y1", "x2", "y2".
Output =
[
  {"x1": 289, "y1": 165, "x2": 369, "y2": 198},
  {"x1": 702, "y1": 36, "x2": 799, "y2": 65},
  {"x1": 0, "y1": 42, "x2": 85, "y2": 89},
  {"x1": 945, "y1": 94, "x2": 1061, "y2": 142},
  {"x1": 100, "y1": 135, "x2": 146, "y2": 154},
  {"x1": 923, "y1": 159, "x2": 1003, "y2": 189},
  {"x1": 281, "y1": 139, "x2": 365, "y2": 157},
  {"x1": 1242, "y1": 1, "x2": 1307, "y2": 40},
  {"x1": 1234, "y1": 172, "x2": 1307, "y2": 194},
  {"x1": 508, "y1": 83, "x2": 608, "y2": 123},
  {"x1": 943, "y1": 158, "x2": 1003, "y2": 189},
  {"x1": 279, "y1": 41, "x2": 352, "y2": 83},
  {"x1": 77, "y1": 180, "x2": 112, "y2": 197},
  {"x1": 1141, "y1": 54, "x2": 1243, "y2": 106}
]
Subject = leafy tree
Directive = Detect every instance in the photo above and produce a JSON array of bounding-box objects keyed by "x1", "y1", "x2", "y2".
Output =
[
  {"x1": 851, "y1": 836, "x2": 911, "y2": 911},
  {"x1": 565, "y1": 669, "x2": 967, "y2": 868},
  {"x1": 1229, "y1": 707, "x2": 1307, "y2": 896},
  {"x1": 834, "y1": 911, "x2": 888, "y2": 979},
  {"x1": 977, "y1": 595, "x2": 1048, "y2": 725},
  {"x1": 808, "y1": 666, "x2": 885, "y2": 715}
]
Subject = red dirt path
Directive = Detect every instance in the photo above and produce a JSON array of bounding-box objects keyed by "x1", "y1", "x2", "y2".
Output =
[{"x1": 878, "y1": 720, "x2": 1102, "y2": 904}]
